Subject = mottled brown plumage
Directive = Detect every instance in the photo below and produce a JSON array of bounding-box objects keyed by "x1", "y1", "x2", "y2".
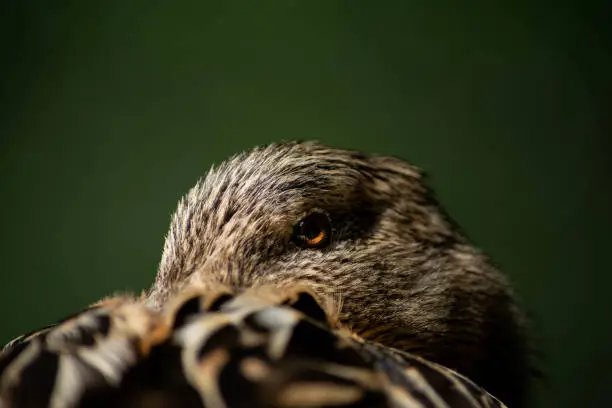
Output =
[
  {"x1": 147, "y1": 141, "x2": 532, "y2": 407},
  {"x1": 1, "y1": 141, "x2": 532, "y2": 408},
  {"x1": 0, "y1": 286, "x2": 506, "y2": 408}
]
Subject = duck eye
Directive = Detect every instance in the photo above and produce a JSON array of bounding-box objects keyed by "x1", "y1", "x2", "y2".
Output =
[{"x1": 293, "y1": 212, "x2": 331, "y2": 249}]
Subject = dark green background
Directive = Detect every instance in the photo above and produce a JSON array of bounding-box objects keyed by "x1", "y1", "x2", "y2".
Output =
[{"x1": 1, "y1": 2, "x2": 610, "y2": 407}]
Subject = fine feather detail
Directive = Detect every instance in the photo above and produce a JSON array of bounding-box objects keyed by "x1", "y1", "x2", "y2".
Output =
[{"x1": 0, "y1": 286, "x2": 505, "y2": 408}]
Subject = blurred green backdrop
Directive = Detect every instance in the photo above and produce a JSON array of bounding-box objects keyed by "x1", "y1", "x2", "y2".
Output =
[{"x1": 1, "y1": 1, "x2": 610, "y2": 407}]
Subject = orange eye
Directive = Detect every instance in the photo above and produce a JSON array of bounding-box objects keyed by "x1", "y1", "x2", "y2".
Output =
[{"x1": 293, "y1": 211, "x2": 331, "y2": 249}]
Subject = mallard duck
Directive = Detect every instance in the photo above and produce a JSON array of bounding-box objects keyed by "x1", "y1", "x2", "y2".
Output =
[{"x1": 0, "y1": 142, "x2": 532, "y2": 407}]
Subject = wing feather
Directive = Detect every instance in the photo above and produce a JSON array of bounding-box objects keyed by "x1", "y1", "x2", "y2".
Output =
[{"x1": 0, "y1": 288, "x2": 505, "y2": 408}]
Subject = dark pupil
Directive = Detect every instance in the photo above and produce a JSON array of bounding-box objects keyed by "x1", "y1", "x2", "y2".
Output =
[{"x1": 301, "y1": 217, "x2": 322, "y2": 239}]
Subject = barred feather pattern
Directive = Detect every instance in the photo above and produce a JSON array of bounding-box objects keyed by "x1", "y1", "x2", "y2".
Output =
[{"x1": 0, "y1": 287, "x2": 505, "y2": 408}]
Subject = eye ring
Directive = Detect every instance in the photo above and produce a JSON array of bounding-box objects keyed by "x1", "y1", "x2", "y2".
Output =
[{"x1": 293, "y1": 211, "x2": 332, "y2": 249}]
